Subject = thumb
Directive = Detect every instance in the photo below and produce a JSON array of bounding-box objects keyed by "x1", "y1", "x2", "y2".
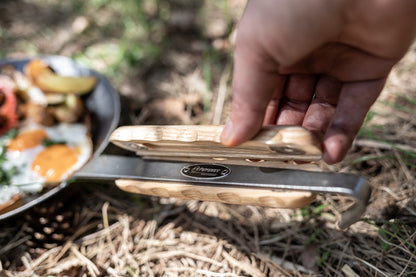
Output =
[{"x1": 220, "y1": 44, "x2": 284, "y2": 146}]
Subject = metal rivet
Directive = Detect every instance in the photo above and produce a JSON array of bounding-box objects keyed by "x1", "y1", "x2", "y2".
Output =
[
  {"x1": 221, "y1": 169, "x2": 229, "y2": 175},
  {"x1": 126, "y1": 142, "x2": 148, "y2": 150},
  {"x1": 269, "y1": 146, "x2": 305, "y2": 155}
]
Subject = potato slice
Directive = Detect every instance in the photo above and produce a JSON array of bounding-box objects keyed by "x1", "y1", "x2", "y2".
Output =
[
  {"x1": 24, "y1": 59, "x2": 50, "y2": 82},
  {"x1": 36, "y1": 71, "x2": 97, "y2": 94},
  {"x1": 25, "y1": 59, "x2": 97, "y2": 94},
  {"x1": 45, "y1": 92, "x2": 66, "y2": 105},
  {"x1": 49, "y1": 94, "x2": 84, "y2": 123}
]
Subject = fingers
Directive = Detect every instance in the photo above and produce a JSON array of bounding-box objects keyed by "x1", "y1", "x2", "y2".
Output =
[
  {"x1": 264, "y1": 74, "x2": 317, "y2": 125},
  {"x1": 275, "y1": 74, "x2": 317, "y2": 125},
  {"x1": 220, "y1": 59, "x2": 286, "y2": 146},
  {"x1": 221, "y1": 0, "x2": 342, "y2": 147},
  {"x1": 302, "y1": 76, "x2": 342, "y2": 140},
  {"x1": 263, "y1": 79, "x2": 286, "y2": 125},
  {"x1": 224, "y1": 65, "x2": 384, "y2": 165},
  {"x1": 220, "y1": 28, "x2": 286, "y2": 146},
  {"x1": 322, "y1": 78, "x2": 386, "y2": 164},
  {"x1": 297, "y1": 76, "x2": 384, "y2": 164}
]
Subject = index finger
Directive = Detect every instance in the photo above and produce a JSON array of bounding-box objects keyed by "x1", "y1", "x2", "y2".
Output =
[{"x1": 220, "y1": 44, "x2": 285, "y2": 146}]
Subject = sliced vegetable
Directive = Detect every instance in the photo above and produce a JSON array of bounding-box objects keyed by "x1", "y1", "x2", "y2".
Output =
[
  {"x1": 44, "y1": 93, "x2": 66, "y2": 105},
  {"x1": 20, "y1": 102, "x2": 55, "y2": 126},
  {"x1": 0, "y1": 129, "x2": 18, "y2": 186},
  {"x1": 24, "y1": 59, "x2": 50, "y2": 82},
  {"x1": 49, "y1": 94, "x2": 84, "y2": 123},
  {"x1": 42, "y1": 138, "x2": 66, "y2": 147},
  {"x1": 36, "y1": 71, "x2": 97, "y2": 94},
  {"x1": 0, "y1": 77, "x2": 18, "y2": 136},
  {"x1": 25, "y1": 59, "x2": 97, "y2": 94}
]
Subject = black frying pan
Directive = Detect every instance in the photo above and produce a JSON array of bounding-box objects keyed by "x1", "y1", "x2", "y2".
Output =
[
  {"x1": 0, "y1": 55, "x2": 121, "y2": 221},
  {"x1": 0, "y1": 56, "x2": 370, "y2": 228}
]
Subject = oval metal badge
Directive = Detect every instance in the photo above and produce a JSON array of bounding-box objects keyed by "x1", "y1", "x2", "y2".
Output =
[{"x1": 181, "y1": 164, "x2": 231, "y2": 179}]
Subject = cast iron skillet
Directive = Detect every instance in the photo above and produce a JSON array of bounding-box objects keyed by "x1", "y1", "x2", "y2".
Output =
[{"x1": 0, "y1": 55, "x2": 121, "y2": 221}]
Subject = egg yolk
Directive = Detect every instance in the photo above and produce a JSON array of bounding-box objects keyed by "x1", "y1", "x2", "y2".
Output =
[
  {"x1": 32, "y1": 144, "x2": 78, "y2": 182},
  {"x1": 8, "y1": 129, "x2": 48, "y2": 151}
]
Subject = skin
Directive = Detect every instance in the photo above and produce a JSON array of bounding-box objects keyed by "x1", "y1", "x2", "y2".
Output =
[{"x1": 220, "y1": 0, "x2": 416, "y2": 164}]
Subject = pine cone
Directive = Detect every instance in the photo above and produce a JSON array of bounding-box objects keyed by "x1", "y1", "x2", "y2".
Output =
[{"x1": 24, "y1": 197, "x2": 80, "y2": 250}]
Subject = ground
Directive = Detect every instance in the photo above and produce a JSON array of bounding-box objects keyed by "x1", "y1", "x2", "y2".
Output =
[{"x1": 0, "y1": 0, "x2": 415, "y2": 276}]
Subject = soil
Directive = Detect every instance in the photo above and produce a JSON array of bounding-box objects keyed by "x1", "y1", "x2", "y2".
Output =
[{"x1": 0, "y1": 0, "x2": 415, "y2": 276}]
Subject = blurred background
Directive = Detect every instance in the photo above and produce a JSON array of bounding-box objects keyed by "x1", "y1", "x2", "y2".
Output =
[
  {"x1": 1, "y1": 0, "x2": 245, "y2": 127},
  {"x1": 1, "y1": 1, "x2": 415, "y2": 276}
]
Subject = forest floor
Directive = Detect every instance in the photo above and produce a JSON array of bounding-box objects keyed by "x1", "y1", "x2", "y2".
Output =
[{"x1": 0, "y1": 0, "x2": 415, "y2": 276}]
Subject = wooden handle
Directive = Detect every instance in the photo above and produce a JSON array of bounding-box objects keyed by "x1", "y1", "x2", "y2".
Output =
[
  {"x1": 115, "y1": 179, "x2": 315, "y2": 209},
  {"x1": 112, "y1": 125, "x2": 322, "y2": 208},
  {"x1": 110, "y1": 125, "x2": 322, "y2": 162}
]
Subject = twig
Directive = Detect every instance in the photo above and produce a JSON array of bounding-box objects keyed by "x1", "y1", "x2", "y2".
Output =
[
  {"x1": 77, "y1": 221, "x2": 123, "y2": 244},
  {"x1": 343, "y1": 254, "x2": 389, "y2": 277},
  {"x1": 0, "y1": 235, "x2": 31, "y2": 255},
  {"x1": 336, "y1": 238, "x2": 351, "y2": 272},
  {"x1": 259, "y1": 227, "x2": 308, "y2": 245},
  {"x1": 21, "y1": 254, "x2": 35, "y2": 277},
  {"x1": 354, "y1": 139, "x2": 416, "y2": 154},
  {"x1": 377, "y1": 234, "x2": 416, "y2": 261},
  {"x1": 398, "y1": 256, "x2": 413, "y2": 277},
  {"x1": 222, "y1": 251, "x2": 264, "y2": 277},
  {"x1": 380, "y1": 186, "x2": 416, "y2": 216},
  {"x1": 165, "y1": 267, "x2": 240, "y2": 276},
  {"x1": 71, "y1": 246, "x2": 100, "y2": 277},
  {"x1": 23, "y1": 247, "x2": 60, "y2": 273},
  {"x1": 250, "y1": 221, "x2": 260, "y2": 253},
  {"x1": 213, "y1": 62, "x2": 231, "y2": 125},
  {"x1": 51, "y1": 240, "x2": 73, "y2": 264},
  {"x1": 133, "y1": 247, "x2": 226, "y2": 270},
  {"x1": 47, "y1": 257, "x2": 83, "y2": 275},
  {"x1": 196, "y1": 268, "x2": 241, "y2": 277},
  {"x1": 144, "y1": 262, "x2": 155, "y2": 277},
  {"x1": 102, "y1": 202, "x2": 118, "y2": 258},
  {"x1": 393, "y1": 149, "x2": 414, "y2": 181},
  {"x1": 341, "y1": 264, "x2": 360, "y2": 277},
  {"x1": 209, "y1": 240, "x2": 224, "y2": 271},
  {"x1": 256, "y1": 253, "x2": 314, "y2": 275}
]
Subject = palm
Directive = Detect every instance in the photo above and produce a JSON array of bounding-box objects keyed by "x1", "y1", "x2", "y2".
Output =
[
  {"x1": 263, "y1": 44, "x2": 391, "y2": 163},
  {"x1": 222, "y1": 0, "x2": 416, "y2": 163}
]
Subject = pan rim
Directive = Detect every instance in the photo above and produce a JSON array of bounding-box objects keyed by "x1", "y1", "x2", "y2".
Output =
[{"x1": 0, "y1": 55, "x2": 121, "y2": 221}]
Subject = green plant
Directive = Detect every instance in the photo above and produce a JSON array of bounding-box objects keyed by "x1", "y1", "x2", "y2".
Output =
[{"x1": 363, "y1": 219, "x2": 416, "y2": 252}]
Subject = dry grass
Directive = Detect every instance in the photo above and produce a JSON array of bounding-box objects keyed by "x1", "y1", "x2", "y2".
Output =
[
  {"x1": 1, "y1": 183, "x2": 415, "y2": 276},
  {"x1": 1, "y1": 0, "x2": 415, "y2": 276}
]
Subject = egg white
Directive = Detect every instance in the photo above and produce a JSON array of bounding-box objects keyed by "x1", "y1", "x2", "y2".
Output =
[
  {"x1": 0, "y1": 185, "x2": 21, "y2": 205},
  {"x1": 1, "y1": 123, "x2": 92, "y2": 202}
]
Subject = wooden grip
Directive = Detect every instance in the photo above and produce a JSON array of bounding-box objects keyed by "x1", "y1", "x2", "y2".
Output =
[
  {"x1": 115, "y1": 179, "x2": 315, "y2": 209},
  {"x1": 111, "y1": 125, "x2": 322, "y2": 208},
  {"x1": 110, "y1": 125, "x2": 322, "y2": 162}
]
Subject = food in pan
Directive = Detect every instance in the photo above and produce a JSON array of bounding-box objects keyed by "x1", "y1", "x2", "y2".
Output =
[
  {"x1": 25, "y1": 59, "x2": 97, "y2": 94},
  {"x1": 0, "y1": 59, "x2": 96, "y2": 215}
]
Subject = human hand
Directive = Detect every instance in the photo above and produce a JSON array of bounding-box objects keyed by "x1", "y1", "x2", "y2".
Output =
[{"x1": 220, "y1": 0, "x2": 416, "y2": 164}]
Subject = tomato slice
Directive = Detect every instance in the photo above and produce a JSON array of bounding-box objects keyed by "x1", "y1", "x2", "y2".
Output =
[{"x1": 0, "y1": 77, "x2": 18, "y2": 136}]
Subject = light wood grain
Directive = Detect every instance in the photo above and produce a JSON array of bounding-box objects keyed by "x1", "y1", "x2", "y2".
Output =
[
  {"x1": 141, "y1": 156, "x2": 322, "y2": 170},
  {"x1": 110, "y1": 125, "x2": 322, "y2": 162},
  {"x1": 115, "y1": 180, "x2": 315, "y2": 209},
  {"x1": 111, "y1": 125, "x2": 322, "y2": 208}
]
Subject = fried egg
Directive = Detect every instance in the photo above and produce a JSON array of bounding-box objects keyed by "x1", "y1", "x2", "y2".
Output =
[
  {"x1": 0, "y1": 185, "x2": 20, "y2": 205},
  {"x1": 2, "y1": 123, "x2": 92, "y2": 192}
]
